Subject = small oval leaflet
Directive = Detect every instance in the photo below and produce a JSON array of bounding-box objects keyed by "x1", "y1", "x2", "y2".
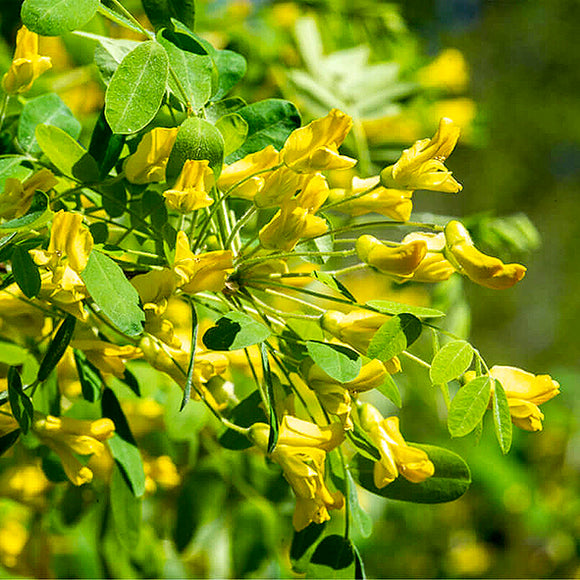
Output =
[
  {"x1": 429, "y1": 340, "x2": 474, "y2": 385},
  {"x1": 22, "y1": 0, "x2": 100, "y2": 36},
  {"x1": 306, "y1": 340, "x2": 362, "y2": 383},
  {"x1": 202, "y1": 311, "x2": 271, "y2": 351},
  {"x1": 105, "y1": 41, "x2": 169, "y2": 135},
  {"x1": 448, "y1": 376, "x2": 492, "y2": 438}
]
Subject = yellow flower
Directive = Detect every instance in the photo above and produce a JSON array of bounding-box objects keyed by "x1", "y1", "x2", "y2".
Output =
[
  {"x1": 444, "y1": 220, "x2": 527, "y2": 289},
  {"x1": 163, "y1": 159, "x2": 214, "y2": 213},
  {"x1": 124, "y1": 127, "x2": 179, "y2": 184},
  {"x1": 0, "y1": 169, "x2": 58, "y2": 220},
  {"x1": 259, "y1": 173, "x2": 329, "y2": 251},
  {"x1": 250, "y1": 415, "x2": 345, "y2": 531},
  {"x1": 400, "y1": 232, "x2": 455, "y2": 283},
  {"x1": 489, "y1": 365, "x2": 560, "y2": 431},
  {"x1": 0, "y1": 463, "x2": 51, "y2": 508},
  {"x1": 122, "y1": 398, "x2": 165, "y2": 438},
  {"x1": 32, "y1": 412, "x2": 115, "y2": 486},
  {"x1": 253, "y1": 166, "x2": 308, "y2": 208},
  {"x1": 172, "y1": 231, "x2": 233, "y2": 294},
  {"x1": 71, "y1": 340, "x2": 142, "y2": 378},
  {"x1": 144, "y1": 455, "x2": 181, "y2": 494},
  {"x1": 360, "y1": 404, "x2": 434, "y2": 488},
  {"x1": 328, "y1": 175, "x2": 413, "y2": 221},
  {"x1": 217, "y1": 145, "x2": 280, "y2": 200},
  {"x1": 281, "y1": 109, "x2": 357, "y2": 173},
  {"x1": 30, "y1": 210, "x2": 93, "y2": 274},
  {"x1": 380, "y1": 118, "x2": 462, "y2": 193},
  {"x1": 309, "y1": 359, "x2": 388, "y2": 394},
  {"x1": 417, "y1": 48, "x2": 469, "y2": 93},
  {"x1": 37, "y1": 269, "x2": 90, "y2": 321},
  {"x1": 0, "y1": 518, "x2": 28, "y2": 570},
  {"x1": 2, "y1": 26, "x2": 52, "y2": 95},
  {"x1": 356, "y1": 234, "x2": 428, "y2": 276}
]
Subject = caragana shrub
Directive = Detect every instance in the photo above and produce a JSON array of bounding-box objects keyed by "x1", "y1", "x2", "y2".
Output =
[{"x1": 0, "y1": 1, "x2": 559, "y2": 577}]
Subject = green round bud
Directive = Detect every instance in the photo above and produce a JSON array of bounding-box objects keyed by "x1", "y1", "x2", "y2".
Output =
[{"x1": 166, "y1": 117, "x2": 225, "y2": 181}]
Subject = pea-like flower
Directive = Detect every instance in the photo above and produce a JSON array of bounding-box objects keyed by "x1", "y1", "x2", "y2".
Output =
[
  {"x1": 217, "y1": 145, "x2": 280, "y2": 201},
  {"x1": 444, "y1": 220, "x2": 526, "y2": 289},
  {"x1": 124, "y1": 127, "x2": 179, "y2": 184},
  {"x1": 400, "y1": 232, "x2": 455, "y2": 283},
  {"x1": 163, "y1": 159, "x2": 214, "y2": 213},
  {"x1": 259, "y1": 173, "x2": 329, "y2": 251},
  {"x1": 70, "y1": 340, "x2": 142, "y2": 378},
  {"x1": 253, "y1": 166, "x2": 308, "y2": 209},
  {"x1": 2, "y1": 26, "x2": 51, "y2": 95},
  {"x1": 356, "y1": 234, "x2": 428, "y2": 276},
  {"x1": 360, "y1": 403, "x2": 434, "y2": 488},
  {"x1": 0, "y1": 169, "x2": 57, "y2": 220},
  {"x1": 281, "y1": 109, "x2": 357, "y2": 173},
  {"x1": 489, "y1": 366, "x2": 560, "y2": 431},
  {"x1": 309, "y1": 359, "x2": 388, "y2": 395},
  {"x1": 32, "y1": 412, "x2": 115, "y2": 486},
  {"x1": 327, "y1": 175, "x2": 413, "y2": 222},
  {"x1": 380, "y1": 118, "x2": 462, "y2": 193},
  {"x1": 172, "y1": 230, "x2": 233, "y2": 294},
  {"x1": 249, "y1": 415, "x2": 345, "y2": 531}
]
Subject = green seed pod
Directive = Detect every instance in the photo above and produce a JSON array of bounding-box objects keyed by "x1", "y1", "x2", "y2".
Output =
[{"x1": 166, "y1": 116, "x2": 225, "y2": 181}]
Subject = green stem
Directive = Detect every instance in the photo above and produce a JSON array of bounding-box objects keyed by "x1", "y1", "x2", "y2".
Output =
[
  {"x1": 401, "y1": 350, "x2": 431, "y2": 369},
  {"x1": 104, "y1": 0, "x2": 154, "y2": 38},
  {"x1": 225, "y1": 205, "x2": 256, "y2": 250},
  {"x1": 237, "y1": 248, "x2": 356, "y2": 269},
  {"x1": 307, "y1": 220, "x2": 443, "y2": 242},
  {"x1": 0, "y1": 93, "x2": 9, "y2": 134},
  {"x1": 350, "y1": 117, "x2": 372, "y2": 177}
]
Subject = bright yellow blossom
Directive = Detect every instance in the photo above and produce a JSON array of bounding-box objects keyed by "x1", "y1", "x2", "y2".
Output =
[
  {"x1": 0, "y1": 463, "x2": 51, "y2": 508},
  {"x1": 250, "y1": 415, "x2": 345, "y2": 531},
  {"x1": 489, "y1": 366, "x2": 560, "y2": 431},
  {"x1": 400, "y1": 231, "x2": 455, "y2": 283},
  {"x1": 360, "y1": 404, "x2": 434, "y2": 488},
  {"x1": 444, "y1": 220, "x2": 527, "y2": 289},
  {"x1": 259, "y1": 173, "x2": 329, "y2": 251},
  {"x1": 71, "y1": 340, "x2": 142, "y2": 378},
  {"x1": 417, "y1": 48, "x2": 469, "y2": 93},
  {"x1": 0, "y1": 169, "x2": 57, "y2": 220},
  {"x1": 163, "y1": 159, "x2": 214, "y2": 213},
  {"x1": 124, "y1": 127, "x2": 178, "y2": 184},
  {"x1": 327, "y1": 175, "x2": 413, "y2": 221},
  {"x1": 217, "y1": 145, "x2": 280, "y2": 200},
  {"x1": 172, "y1": 231, "x2": 233, "y2": 294},
  {"x1": 144, "y1": 455, "x2": 181, "y2": 494},
  {"x1": 253, "y1": 165, "x2": 308, "y2": 208},
  {"x1": 380, "y1": 117, "x2": 462, "y2": 193},
  {"x1": 281, "y1": 109, "x2": 357, "y2": 173},
  {"x1": 2, "y1": 26, "x2": 52, "y2": 95},
  {"x1": 356, "y1": 234, "x2": 428, "y2": 276},
  {"x1": 32, "y1": 412, "x2": 115, "y2": 486},
  {"x1": 309, "y1": 359, "x2": 388, "y2": 394}
]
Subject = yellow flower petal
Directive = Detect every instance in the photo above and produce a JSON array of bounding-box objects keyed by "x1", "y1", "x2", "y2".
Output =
[{"x1": 163, "y1": 159, "x2": 214, "y2": 213}]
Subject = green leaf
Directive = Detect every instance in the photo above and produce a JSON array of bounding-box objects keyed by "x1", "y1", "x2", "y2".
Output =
[
  {"x1": 210, "y1": 49, "x2": 247, "y2": 101},
  {"x1": 101, "y1": 180, "x2": 127, "y2": 219},
  {"x1": 290, "y1": 522, "x2": 326, "y2": 563},
  {"x1": 350, "y1": 444, "x2": 471, "y2": 503},
  {"x1": 448, "y1": 376, "x2": 492, "y2": 437},
  {"x1": 18, "y1": 93, "x2": 81, "y2": 156},
  {"x1": 313, "y1": 271, "x2": 356, "y2": 301},
  {"x1": 81, "y1": 250, "x2": 145, "y2": 337},
  {"x1": 260, "y1": 343, "x2": 278, "y2": 454},
  {"x1": 110, "y1": 463, "x2": 142, "y2": 551},
  {"x1": 11, "y1": 245, "x2": 41, "y2": 299},
  {"x1": 306, "y1": 341, "x2": 362, "y2": 382},
  {"x1": 0, "y1": 191, "x2": 53, "y2": 234},
  {"x1": 180, "y1": 300, "x2": 198, "y2": 411},
  {"x1": 22, "y1": 0, "x2": 100, "y2": 36},
  {"x1": 35, "y1": 124, "x2": 99, "y2": 182},
  {"x1": 310, "y1": 535, "x2": 355, "y2": 570},
  {"x1": 202, "y1": 311, "x2": 271, "y2": 351},
  {"x1": 227, "y1": 99, "x2": 301, "y2": 162},
  {"x1": 492, "y1": 378, "x2": 512, "y2": 454},
  {"x1": 367, "y1": 313, "x2": 422, "y2": 362},
  {"x1": 0, "y1": 430, "x2": 20, "y2": 457},
  {"x1": 375, "y1": 372, "x2": 402, "y2": 407},
  {"x1": 73, "y1": 349, "x2": 104, "y2": 403},
  {"x1": 215, "y1": 113, "x2": 248, "y2": 156},
  {"x1": 92, "y1": 35, "x2": 141, "y2": 83},
  {"x1": 102, "y1": 387, "x2": 146, "y2": 497},
  {"x1": 142, "y1": 0, "x2": 195, "y2": 30},
  {"x1": 346, "y1": 423, "x2": 381, "y2": 462},
  {"x1": 366, "y1": 299, "x2": 445, "y2": 319},
  {"x1": 8, "y1": 367, "x2": 33, "y2": 434},
  {"x1": 0, "y1": 342, "x2": 30, "y2": 365},
  {"x1": 38, "y1": 315, "x2": 76, "y2": 382},
  {"x1": 429, "y1": 340, "x2": 474, "y2": 385},
  {"x1": 346, "y1": 470, "x2": 373, "y2": 539},
  {"x1": 205, "y1": 97, "x2": 246, "y2": 123},
  {"x1": 105, "y1": 41, "x2": 169, "y2": 135},
  {"x1": 0, "y1": 157, "x2": 31, "y2": 192},
  {"x1": 219, "y1": 390, "x2": 267, "y2": 450},
  {"x1": 157, "y1": 29, "x2": 214, "y2": 109},
  {"x1": 88, "y1": 110, "x2": 126, "y2": 179}
]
